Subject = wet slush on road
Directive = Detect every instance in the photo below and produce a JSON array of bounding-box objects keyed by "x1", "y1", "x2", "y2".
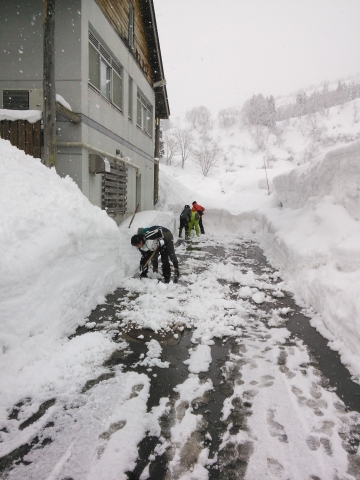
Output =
[{"x1": 2, "y1": 239, "x2": 360, "y2": 479}]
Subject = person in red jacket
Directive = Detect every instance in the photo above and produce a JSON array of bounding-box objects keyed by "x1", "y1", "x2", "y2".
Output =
[{"x1": 192, "y1": 201, "x2": 205, "y2": 234}]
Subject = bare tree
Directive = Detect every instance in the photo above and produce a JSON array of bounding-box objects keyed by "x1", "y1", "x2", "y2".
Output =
[
  {"x1": 163, "y1": 131, "x2": 178, "y2": 165},
  {"x1": 192, "y1": 142, "x2": 223, "y2": 177},
  {"x1": 306, "y1": 113, "x2": 323, "y2": 141},
  {"x1": 297, "y1": 117, "x2": 308, "y2": 137},
  {"x1": 173, "y1": 128, "x2": 194, "y2": 169},
  {"x1": 353, "y1": 102, "x2": 359, "y2": 125},
  {"x1": 250, "y1": 125, "x2": 269, "y2": 151}
]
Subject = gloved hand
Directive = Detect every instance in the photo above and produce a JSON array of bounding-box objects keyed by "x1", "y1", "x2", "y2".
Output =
[{"x1": 158, "y1": 238, "x2": 165, "y2": 248}]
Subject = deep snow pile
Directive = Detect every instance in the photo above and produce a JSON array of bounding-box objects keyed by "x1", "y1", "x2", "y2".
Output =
[
  {"x1": 0, "y1": 139, "x2": 121, "y2": 349},
  {"x1": 260, "y1": 140, "x2": 360, "y2": 378},
  {"x1": 0, "y1": 139, "x2": 122, "y2": 425}
]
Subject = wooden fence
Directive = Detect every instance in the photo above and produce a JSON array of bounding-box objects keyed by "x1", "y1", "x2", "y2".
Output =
[{"x1": 0, "y1": 119, "x2": 41, "y2": 158}]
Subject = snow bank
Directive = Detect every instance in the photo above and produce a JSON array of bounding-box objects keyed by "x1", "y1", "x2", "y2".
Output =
[
  {"x1": 0, "y1": 138, "x2": 121, "y2": 352},
  {"x1": 156, "y1": 165, "x2": 279, "y2": 238},
  {"x1": 260, "y1": 140, "x2": 360, "y2": 377},
  {"x1": 273, "y1": 139, "x2": 360, "y2": 220}
]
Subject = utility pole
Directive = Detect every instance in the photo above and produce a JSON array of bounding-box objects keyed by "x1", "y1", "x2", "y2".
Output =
[{"x1": 43, "y1": 0, "x2": 57, "y2": 168}]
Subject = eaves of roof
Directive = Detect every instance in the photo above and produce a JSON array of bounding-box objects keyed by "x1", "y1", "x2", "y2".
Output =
[{"x1": 139, "y1": 0, "x2": 170, "y2": 119}]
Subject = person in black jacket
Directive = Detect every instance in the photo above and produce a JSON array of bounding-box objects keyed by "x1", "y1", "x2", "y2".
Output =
[
  {"x1": 179, "y1": 205, "x2": 192, "y2": 239},
  {"x1": 131, "y1": 226, "x2": 179, "y2": 282}
]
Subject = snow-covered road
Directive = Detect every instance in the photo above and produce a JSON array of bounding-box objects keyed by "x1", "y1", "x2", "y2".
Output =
[{"x1": 2, "y1": 238, "x2": 360, "y2": 480}]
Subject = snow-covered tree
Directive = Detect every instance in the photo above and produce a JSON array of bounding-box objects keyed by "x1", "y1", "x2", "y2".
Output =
[
  {"x1": 242, "y1": 94, "x2": 276, "y2": 127},
  {"x1": 218, "y1": 106, "x2": 242, "y2": 128},
  {"x1": 185, "y1": 106, "x2": 212, "y2": 132}
]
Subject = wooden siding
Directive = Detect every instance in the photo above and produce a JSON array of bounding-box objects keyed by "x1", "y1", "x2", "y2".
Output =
[{"x1": 95, "y1": 0, "x2": 153, "y2": 83}]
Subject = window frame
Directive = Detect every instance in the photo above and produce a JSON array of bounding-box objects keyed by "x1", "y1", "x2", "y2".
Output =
[
  {"x1": 88, "y1": 31, "x2": 123, "y2": 112},
  {"x1": 136, "y1": 89, "x2": 153, "y2": 137},
  {"x1": 112, "y1": 69, "x2": 123, "y2": 111},
  {"x1": 128, "y1": 76, "x2": 133, "y2": 122}
]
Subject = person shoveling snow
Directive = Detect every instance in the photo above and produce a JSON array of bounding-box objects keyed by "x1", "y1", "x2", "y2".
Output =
[{"x1": 131, "y1": 226, "x2": 179, "y2": 283}]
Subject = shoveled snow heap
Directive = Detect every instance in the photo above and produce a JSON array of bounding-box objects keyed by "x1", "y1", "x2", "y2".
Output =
[
  {"x1": 0, "y1": 138, "x2": 125, "y2": 412},
  {"x1": 0, "y1": 139, "x2": 122, "y2": 351},
  {"x1": 260, "y1": 140, "x2": 360, "y2": 379}
]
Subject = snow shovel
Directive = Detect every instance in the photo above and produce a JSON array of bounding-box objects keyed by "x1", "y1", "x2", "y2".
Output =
[{"x1": 137, "y1": 246, "x2": 159, "y2": 279}]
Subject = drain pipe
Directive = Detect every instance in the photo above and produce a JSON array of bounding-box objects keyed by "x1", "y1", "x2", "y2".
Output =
[{"x1": 57, "y1": 141, "x2": 141, "y2": 176}]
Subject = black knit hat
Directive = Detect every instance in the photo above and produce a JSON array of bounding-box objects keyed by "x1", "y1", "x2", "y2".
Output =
[
  {"x1": 131, "y1": 234, "x2": 144, "y2": 246},
  {"x1": 192, "y1": 201, "x2": 196, "y2": 205},
  {"x1": 185, "y1": 204, "x2": 190, "y2": 209}
]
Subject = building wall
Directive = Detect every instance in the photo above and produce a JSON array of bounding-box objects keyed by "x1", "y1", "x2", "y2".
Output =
[
  {"x1": 78, "y1": 0, "x2": 156, "y2": 223},
  {"x1": 0, "y1": 0, "x2": 157, "y2": 225}
]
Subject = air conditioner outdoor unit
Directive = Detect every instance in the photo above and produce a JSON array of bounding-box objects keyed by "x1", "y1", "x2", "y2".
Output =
[
  {"x1": 29, "y1": 89, "x2": 43, "y2": 110},
  {"x1": 2, "y1": 88, "x2": 43, "y2": 111}
]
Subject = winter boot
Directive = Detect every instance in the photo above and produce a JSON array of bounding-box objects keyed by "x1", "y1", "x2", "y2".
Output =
[
  {"x1": 164, "y1": 276, "x2": 170, "y2": 284},
  {"x1": 174, "y1": 268, "x2": 180, "y2": 277}
]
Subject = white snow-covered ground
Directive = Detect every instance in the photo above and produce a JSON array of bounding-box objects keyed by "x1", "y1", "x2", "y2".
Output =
[{"x1": 1, "y1": 96, "x2": 360, "y2": 478}]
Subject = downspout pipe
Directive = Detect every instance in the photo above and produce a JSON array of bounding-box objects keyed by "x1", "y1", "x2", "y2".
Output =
[{"x1": 57, "y1": 141, "x2": 141, "y2": 176}]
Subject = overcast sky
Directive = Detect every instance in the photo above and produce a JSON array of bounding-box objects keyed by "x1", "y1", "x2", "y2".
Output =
[{"x1": 153, "y1": 0, "x2": 360, "y2": 119}]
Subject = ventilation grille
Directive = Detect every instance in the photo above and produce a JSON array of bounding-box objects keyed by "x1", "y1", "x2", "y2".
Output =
[
  {"x1": 89, "y1": 31, "x2": 122, "y2": 77},
  {"x1": 88, "y1": 31, "x2": 99, "y2": 48},
  {"x1": 3, "y1": 90, "x2": 29, "y2": 110},
  {"x1": 102, "y1": 161, "x2": 127, "y2": 215}
]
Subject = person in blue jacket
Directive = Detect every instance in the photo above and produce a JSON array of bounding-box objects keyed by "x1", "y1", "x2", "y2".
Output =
[{"x1": 131, "y1": 226, "x2": 179, "y2": 282}]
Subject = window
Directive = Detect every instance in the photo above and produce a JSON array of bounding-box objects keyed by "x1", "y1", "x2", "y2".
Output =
[
  {"x1": 88, "y1": 31, "x2": 123, "y2": 111},
  {"x1": 112, "y1": 70, "x2": 123, "y2": 110},
  {"x1": 137, "y1": 89, "x2": 153, "y2": 136},
  {"x1": 128, "y1": 77, "x2": 133, "y2": 121},
  {"x1": 128, "y1": 2, "x2": 135, "y2": 50},
  {"x1": 100, "y1": 59, "x2": 111, "y2": 100},
  {"x1": 89, "y1": 42, "x2": 100, "y2": 90}
]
